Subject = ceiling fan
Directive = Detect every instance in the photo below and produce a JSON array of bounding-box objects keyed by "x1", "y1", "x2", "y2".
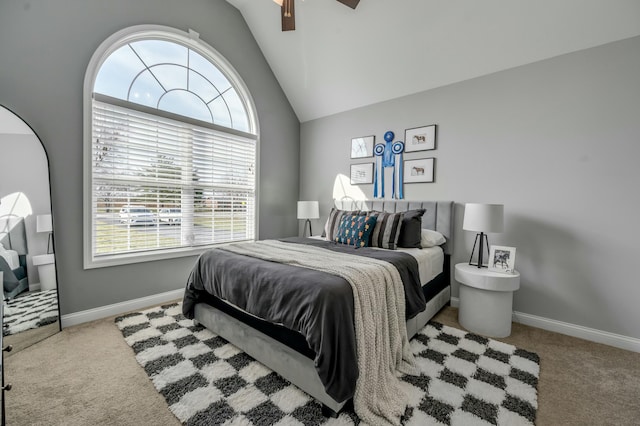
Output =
[{"x1": 273, "y1": 0, "x2": 361, "y2": 31}]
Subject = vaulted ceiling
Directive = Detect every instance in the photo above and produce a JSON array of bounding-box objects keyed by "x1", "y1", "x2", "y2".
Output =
[{"x1": 226, "y1": 0, "x2": 640, "y2": 122}]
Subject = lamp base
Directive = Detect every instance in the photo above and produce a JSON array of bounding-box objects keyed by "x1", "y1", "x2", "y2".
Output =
[
  {"x1": 47, "y1": 232, "x2": 53, "y2": 254},
  {"x1": 468, "y1": 232, "x2": 490, "y2": 268},
  {"x1": 303, "y1": 219, "x2": 313, "y2": 238}
]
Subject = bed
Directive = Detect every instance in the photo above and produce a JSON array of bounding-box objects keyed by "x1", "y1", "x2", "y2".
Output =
[{"x1": 182, "y1": 200, "x2": 454, "y2": 420}]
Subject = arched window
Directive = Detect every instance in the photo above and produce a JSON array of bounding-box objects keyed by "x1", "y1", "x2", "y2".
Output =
[{"x1": 84, "y1": 26, "x2": 258, "y2": 268}]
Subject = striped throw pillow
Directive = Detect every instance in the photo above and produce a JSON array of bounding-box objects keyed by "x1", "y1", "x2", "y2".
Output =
[
  {"x1": 324, "y1": 208, "x2": 360, "y2": 241},
  {"x1": 368, "y1": 211, "x2": 404, "y2": 250}
]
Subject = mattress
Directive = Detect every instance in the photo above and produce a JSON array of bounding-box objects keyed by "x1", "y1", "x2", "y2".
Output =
[
  {"x1": 309, "y1": 235, "x2": 444, "y2": 286},
  {"x1": 395, "y1": 245, "x2": 444, "y2": 285}
]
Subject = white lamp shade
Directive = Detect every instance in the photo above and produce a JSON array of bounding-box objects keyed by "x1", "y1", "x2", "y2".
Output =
[
  {"x1": 37, "y1": 214, "x2": 53, "y2": 233},
  {"x1": 463, "y1": 203, "x2": 504, "y2": 233},
  {"x1": 297, "y1": 201, "x2": 319, "y2": 220}
]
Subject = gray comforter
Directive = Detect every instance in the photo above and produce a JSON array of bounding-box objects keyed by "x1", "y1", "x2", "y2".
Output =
[{"x1": 182, "y1": 237, "x2": 425, "y2": 402}]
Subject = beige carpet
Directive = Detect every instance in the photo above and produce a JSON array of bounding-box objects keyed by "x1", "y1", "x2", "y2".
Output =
[
  {"x1": 4, "y1": 304, "x2": 640, "y2": 425},
  {"x1": 4, "y1": 321, "x2": 60, "y2": 355}
]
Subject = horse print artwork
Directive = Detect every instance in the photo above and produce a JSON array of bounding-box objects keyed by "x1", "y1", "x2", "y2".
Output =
[
  {"x1": 493, "y1": 250, "x2": 510, "y2": 268},
  {"x1": 489, "y1": 245, "x2": 516, "y2": 273},
  {"x1": 403, "y1": 158, "x2": 434, "y2": 183},
  {"x1": 412, "y1": 134, "x2": 426, "y2": 144},
  {"x1": 405, "y1": 125, "x2": 436, "y2": 153}
]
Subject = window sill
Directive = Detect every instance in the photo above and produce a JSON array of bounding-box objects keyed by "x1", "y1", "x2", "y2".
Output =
[{"x1": 83, "y1": 239, "x2": 254, "y2": 269}]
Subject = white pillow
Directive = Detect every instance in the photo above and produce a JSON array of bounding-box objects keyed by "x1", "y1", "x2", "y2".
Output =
[{"x1": 420, "y1": 229, "x2": 446, "y2": 248}]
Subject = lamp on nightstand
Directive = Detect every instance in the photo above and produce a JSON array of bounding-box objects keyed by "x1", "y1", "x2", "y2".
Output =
[
  {"x1": 297, "y1": 201, "x2": 319, "y2": 237},
  {"x1": 463, "y1": 203, "x2": 503, "y2": 268}
]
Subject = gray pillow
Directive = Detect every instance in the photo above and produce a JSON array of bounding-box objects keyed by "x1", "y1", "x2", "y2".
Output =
[{"x1": 398, "y1": 209, "x2": 426, "y2": 248}]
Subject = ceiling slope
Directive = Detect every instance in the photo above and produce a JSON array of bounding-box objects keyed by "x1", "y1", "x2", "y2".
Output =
[{"x1": 227, "y1": 0, "x2": 640, "y2": 122}]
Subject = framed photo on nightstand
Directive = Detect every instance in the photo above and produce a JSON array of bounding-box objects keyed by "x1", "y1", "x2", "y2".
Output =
[{"x1": 488, "y1": 245, "x2": 516, "y2": 274}]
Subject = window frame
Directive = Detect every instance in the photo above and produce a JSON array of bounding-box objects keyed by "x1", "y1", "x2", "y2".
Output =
[{"x1": 83, "y1": 25, "x2": 260, "y2": 269}]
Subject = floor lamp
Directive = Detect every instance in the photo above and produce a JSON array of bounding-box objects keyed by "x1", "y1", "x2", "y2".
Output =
[
  {"x1": 297, "y1": 201, "x2": 319, "y2": 237},
  {"x1": 463, "y1": 203, "x2": 503, "y2": 268}
]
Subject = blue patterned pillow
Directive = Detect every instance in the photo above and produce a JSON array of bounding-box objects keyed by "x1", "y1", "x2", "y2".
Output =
[{"x1": 334, "y1": 214, "x2": 377, "y2": 248}]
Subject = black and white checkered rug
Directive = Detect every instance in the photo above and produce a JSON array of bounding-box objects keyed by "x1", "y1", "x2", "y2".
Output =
[
  {"x1": 116, "y1": 303, "x2": 540, "y2": 425},
  {"x1": 3, "y1": 289, "x2": 59, "y2": 336}
]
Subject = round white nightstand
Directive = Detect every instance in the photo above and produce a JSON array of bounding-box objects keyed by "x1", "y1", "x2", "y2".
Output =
[
  {"x1": 32, "y1": 254, "x2": 57, "y2": 291},
  {"x1": 455, "y1": 263, "x2": 520, "y2": 338}
]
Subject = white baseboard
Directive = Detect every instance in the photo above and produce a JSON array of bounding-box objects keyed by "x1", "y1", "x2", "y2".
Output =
[
  {"x1": 61, "y1": 288, "x2": 184, "y2": 329},
  {"x1": 450, "y1": 297, "x2": 640, "y2": 353},
  {"x1": 29, "y1": 283, "x2": 41, "y2": 292}
]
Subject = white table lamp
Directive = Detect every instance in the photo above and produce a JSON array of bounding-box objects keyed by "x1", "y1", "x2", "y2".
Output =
[
  {"x1": 37, "y1": 213, "x2": 54, "y2": 254},
  {"x1": 297, "y1": 201, "x2": 319, "y2": 237},
  {"x1": 463, "y1": 203, "x2": 503, "y2": 268}
]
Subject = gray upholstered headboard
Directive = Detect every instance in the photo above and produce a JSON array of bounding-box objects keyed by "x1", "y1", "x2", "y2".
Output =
[{"x1": 333, "y1": 199, "x2": 455, "y2": 255}]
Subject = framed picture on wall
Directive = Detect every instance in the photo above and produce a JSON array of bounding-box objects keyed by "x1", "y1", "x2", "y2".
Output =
[
  {"x1": 350, "y1": 135, "x2": 375, "y2": 159},
  {"x1": 488, "y1": 245, "x2": 517, "y2": 274},
  {"x1": 404, "y1": 125, "x2": 436, "y2": 152},
  {"x1": 403, "y1": 158, "x2": 435, "y2": 183},
  {"x1": 350, "y1": 163, "x2": 374, "y2": 185}
]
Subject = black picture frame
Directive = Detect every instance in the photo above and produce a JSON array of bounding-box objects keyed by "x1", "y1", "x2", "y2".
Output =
[
  {"x1": 350, "y1": 162, "x2": 374, "y2": 185},
  {"x1": 404, "y1": 125, "x2": 436, "y2": 153},
  {"x1": 350, "y1": 135, "x2": 375, "y2": 159},
  {"x1": 403, "y1": 158, "x2": 435, "y2": 183}
]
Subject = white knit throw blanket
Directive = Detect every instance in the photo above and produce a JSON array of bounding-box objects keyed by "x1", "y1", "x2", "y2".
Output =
[{"x1": 221, "y1": 240, "x2": 416, "y2": 425}]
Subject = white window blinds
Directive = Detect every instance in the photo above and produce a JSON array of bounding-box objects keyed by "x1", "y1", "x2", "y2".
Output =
[{"x1": 90, "y1": 98, "x2": 256, "y2": 259}]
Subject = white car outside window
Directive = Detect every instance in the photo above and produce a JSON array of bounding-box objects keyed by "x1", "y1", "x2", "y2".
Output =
[{"x1": 119, "y1": 206, "x2": 156, "y2": 225}]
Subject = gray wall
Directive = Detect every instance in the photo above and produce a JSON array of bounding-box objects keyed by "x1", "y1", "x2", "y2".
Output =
[
  {"x1": 0, "y1": 0, "x2": 299, "y2": 314},
  {"x1": 300, "y1": 36, "x2": 640, "y2": 339}
]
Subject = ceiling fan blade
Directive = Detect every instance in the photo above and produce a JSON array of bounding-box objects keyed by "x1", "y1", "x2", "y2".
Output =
[
  {"x1": 281, "y1": 0, "x2": 295, "y2": 31},
  {"x1": 336, "y1": 0, "x2": 360, "y2": 9}
]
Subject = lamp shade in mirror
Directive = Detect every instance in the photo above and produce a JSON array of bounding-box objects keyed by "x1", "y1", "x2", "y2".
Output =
[{"x1": 36, "y1": 214, "x2": 52, "y2": 233}]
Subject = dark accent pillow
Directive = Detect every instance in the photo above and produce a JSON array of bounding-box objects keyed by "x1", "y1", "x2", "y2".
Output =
[
  {"x1": 368, "y1": 211, "x2": 404, "y2": 250},
  {"x1": 398, "y1": 209, "x2": 426, "y2": 248},
  {"x1": 334, "y1": 214, "x2": 377, "y2": 248}
]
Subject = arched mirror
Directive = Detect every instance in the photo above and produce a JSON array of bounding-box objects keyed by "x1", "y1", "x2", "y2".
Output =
[{"x1": 0, "y1": 106, "x2": 60, "y2": 354}]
